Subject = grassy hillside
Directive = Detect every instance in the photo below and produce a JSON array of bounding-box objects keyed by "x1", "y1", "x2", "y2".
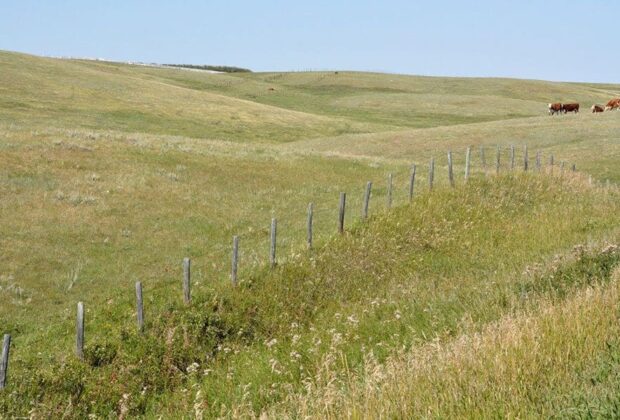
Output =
[{"x1": 1, "y1": 50, "x2": 620, "y2": 417}]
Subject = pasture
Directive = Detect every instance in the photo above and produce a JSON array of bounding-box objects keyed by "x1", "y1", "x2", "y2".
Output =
[{"x1": 1, "y1": 50, "x2": 620, "y2": 417}]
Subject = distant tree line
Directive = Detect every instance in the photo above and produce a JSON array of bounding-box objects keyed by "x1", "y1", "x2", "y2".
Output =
[{"x1": 164, "y1": 64, "x2": 252, "y2": 73}]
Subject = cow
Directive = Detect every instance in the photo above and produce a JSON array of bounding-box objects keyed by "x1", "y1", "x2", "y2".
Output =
[
  {"x1": 548, "y1": 103, "x2": 562, "y2": 115},
  {"x1": 605, "y1": 98, "x2": 620, "y2": 111},
  {"x1": 591, "y1": 104, "x2": 604, "y2": 113},
  {"x1": 562, "y1": 103, "x2": 579, "y2": 114}
]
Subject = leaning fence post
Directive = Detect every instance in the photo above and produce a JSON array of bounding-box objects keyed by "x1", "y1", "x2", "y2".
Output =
[
  {"x1": 464, "y1": 147, "x2": 471, "y2": 181},
  {"x1": 495, "y1": 145, "x2": 501, "y2": 175},
  {"x1": 387, "y1": 174, "x2": 393, "y2": 208},
  {"x1": 307, "y1": 203, "x2": 313, "y2": 250},
  {"x1": 448, "y1": 151, "x2": 454, "y2": 187},
  {"x1": 429, "y1": 158, "x2": 435, "y2": 191},
  {"x1": 270, "y1": 218, "x2": 277, "y2": 268},
  {"x1": 408, "y1": 164, "x2": 416, "y2": 202},
  {"x1": 362, "y1": 181, "x2": 372, "y2": 220},
  {"x1": 510, "y1": 145, "x2": 515, "y2": 170},
  {"x1": 76, "y1": 302, "x2": 84, "y2": 360},
  {"x1": 479, "y1": 146, "x2": 486, "y2": 170},
  {"x1": 338, "y1": 192, "x2": 346, "y2": 234},
  {"x1": 231, "y1": 236, "x2": 239, "y2": 286},
  {"x1": 0, "y1": 334, "x2": 10, "y2": 390},
  {"x1": 183, "y1": 257, "x2": 191, "y2": 304},
  {"x1": 136, "y1": 281, "x2": 144, "y2": 333},
  {"x1": 523, "y1": 145, "x2": 528, "y2": 171}
]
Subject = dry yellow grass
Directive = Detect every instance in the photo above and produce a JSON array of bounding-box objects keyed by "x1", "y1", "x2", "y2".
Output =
[{"x1": 264, "y1": 263, "x2": 620, "y2": 419}]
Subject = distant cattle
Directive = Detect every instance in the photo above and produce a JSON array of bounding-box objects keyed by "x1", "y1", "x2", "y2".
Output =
[
  {"x1": 548, "y1": 103, "x2": 562, "y2": 115},
  {"x1": 605, "y1": 98, "x2": 620, "y2": 111},
  {"x1": 562, "y1": 103, "x2": 579, "y2": 114},
  {"x1": 591, "y1": 104, "x2": 604, "y2": 113}
]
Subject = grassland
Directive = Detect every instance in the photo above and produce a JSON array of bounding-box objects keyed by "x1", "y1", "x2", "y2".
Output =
[{"x1": 1, "y1": 50, "x2": 620, "y2": 417}]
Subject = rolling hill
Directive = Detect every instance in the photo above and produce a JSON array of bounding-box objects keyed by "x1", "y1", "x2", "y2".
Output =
[{"x1": 1, "y1": 50, "x2": 620, "y2": 417}]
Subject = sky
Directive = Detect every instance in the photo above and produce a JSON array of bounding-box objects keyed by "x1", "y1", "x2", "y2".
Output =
[{"x1": 1, "y1": 1, "x2": 619, "y2": 83}]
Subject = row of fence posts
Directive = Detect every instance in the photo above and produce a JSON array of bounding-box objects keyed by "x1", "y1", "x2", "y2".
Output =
[{"x1": 0, "y1": 144, "x2": 581, "y2": 386}]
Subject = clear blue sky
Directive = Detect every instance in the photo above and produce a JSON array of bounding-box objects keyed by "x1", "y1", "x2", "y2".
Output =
[{"x1": 1, "y1": 1, "x2": 619, "y2": 83}]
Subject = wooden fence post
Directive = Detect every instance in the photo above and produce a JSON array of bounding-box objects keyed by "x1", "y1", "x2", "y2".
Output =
[
  {"x1": 76, "y1": 302, "x2": 84, "y2": 360},
  {"x1": 523, "y1": 145, "x2": 528, "y2": 171},
  {"x1": 183, "y1": 257, "x2": 191, "y2": 304},
  {"x1": 387, "y1": 174, "x2": 393, "y2": 208},
  {"x1": 510, "y1": 145, "x2": 515, "y2": 170},
  {"x1": 408, "y1": 164, "x2": 416, "y2": 202},
  {"x1": 480, "y1": 146, "x2": 486, "y2": 170},
  {"x1": 231, "y1": 236, "x2": 239, "y2": 286},
  {"x1": 536, "y1": 151, "x2": 541, "y2": 171},
  {"x1": 362, "y1": 181, "x2": 372, "y2": 220},
  {"x1": 307, "y1": 203, "x2": 313, "y2": 250},
  {"x1": 571, "y1": 163, "x2": 576, "y2": 172},
  {"x1": 448, "y1": 151, "x2": 454, "y2": 187},
  {"x1": 429, "y1": 158, "x2": 434, "y2": 191},
  {"x1": 549, "y1": 154, "x2": 554, "y2": 174},
  {"x1": 464, "y1": 147, "x2": 471, "y2": 181},
  {"x1": 338, "y1": 192, "x2": 346, "y2": 234},
  {"x1": 270, "y1": 218, "x2": 277, "y2": 268},
  {"x1": 136, "y1": 281, "x2": 144, "y2": 333},
  {"x1": 0, "y1": 334, "x2": 10, "y2": 390},
  {"x1": 495, "y1": 145, "x2": 501, "y2": 175}
]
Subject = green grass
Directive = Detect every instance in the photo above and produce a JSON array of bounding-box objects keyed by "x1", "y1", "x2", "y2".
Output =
[{"x1": 1, "y1": 49, "x2": 620, "y2": 417}]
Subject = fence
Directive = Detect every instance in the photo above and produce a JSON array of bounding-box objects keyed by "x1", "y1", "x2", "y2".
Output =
[{"x1": 0, "y1": 144, "x2": 587, "y2": 389}]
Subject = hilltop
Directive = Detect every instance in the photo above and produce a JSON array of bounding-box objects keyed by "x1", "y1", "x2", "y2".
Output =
[{"x1": 1, "y1": 50, "x2": 620, "y2": 417}]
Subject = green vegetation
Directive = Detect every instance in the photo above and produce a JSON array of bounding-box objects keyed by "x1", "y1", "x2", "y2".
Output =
[
  {"x1": 164, "y1": 64, "x2": 252, "y2": 73},
  {"x1": 1, "y1": 50, "x2": 620, "y2": 417}
]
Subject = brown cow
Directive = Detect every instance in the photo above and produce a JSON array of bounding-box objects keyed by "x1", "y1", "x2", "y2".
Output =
[
  {"x1": 605, "y1": 98, "x2": 620, "y2": 111},
  {"x1": 548, "y1": 103, "x2": 562, "y2": 115},
  {"x1": 591, "y1": 104, "x2": 604, "y2": 113},
  {"x1": 562, "y1": 103, "x2": 579, "y2": 114}
]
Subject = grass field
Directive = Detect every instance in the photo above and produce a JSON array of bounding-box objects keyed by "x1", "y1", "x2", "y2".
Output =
[{"x1": 1, "y1": 50, "x2": 620, "y2": 417}]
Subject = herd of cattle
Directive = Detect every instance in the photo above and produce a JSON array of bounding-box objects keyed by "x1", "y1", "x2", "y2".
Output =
[{"x1": 548, "y1": 98, "x2": 620, "y2": 115}]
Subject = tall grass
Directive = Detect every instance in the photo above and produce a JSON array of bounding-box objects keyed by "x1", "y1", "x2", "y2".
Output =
[{"x1": 267, "y1": 264, "x2": 620, "y2": 419}]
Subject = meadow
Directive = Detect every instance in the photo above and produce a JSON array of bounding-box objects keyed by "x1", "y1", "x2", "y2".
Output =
[{"x1": 1, "y1": 50, "x2": 620, "y2": 417}]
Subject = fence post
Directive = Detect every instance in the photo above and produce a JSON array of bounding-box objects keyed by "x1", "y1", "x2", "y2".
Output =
[
  {"x1": 523, "y1": 145, "x2": 528, "y2": 171},
  {"x1": 464, "y1": 147, "x2": 471, "y2": 181},
  {"x1": 231, "y1": 236, "x2": 239, "y2": 286},
  {"x1": 510, "y1": 145, "x2": 515, "y2": 170},
  {"x1": 362, "y1": 181, "x2": 372, "y2": 220},
  {"x1": 536, "y1": 151, "x2": 541, "y2": 171},
  {"x1": 480, "y1": 146, "x2": 486, "y2": 170},
  {"x1": 270, "y1": 218, "x2": 277, "y2": 268},
  {"x1": 549, "y1": 154, "x2": 554, "y2": 174},
  {"x1": 495, "y1": 145, "x2": 501, "y2": 175},
  {"x1": 0, "y1": 334, "x2": 10, "y2": 390},
  {"x1": 408, "y1": 164, "x2": 416, "y2": 202},
  {"x1": 448, "y1": 151, "x2": 454, "y2": 187},
  {"x1": 183, "y1": 257, "x2": 191, "y2": 304},
  {"x1": 76, "y1": 302, "x2": 84, "y2": 360},
  {"x1": 429, "y1": 158, "x2": 434, "y2": 191},
  {"x1": 307, "y1": 203, "x2": 313, "y2": 250},
  {"x1": 338, "y1": 192, "x2": 346, "y2": 234},
  {"x1": 571, "y1": 163, "x2": 576, "y2": 172},
  {"x1": 387, "y1": 174, "x2": 393, "y2": 208},
  {"x1": 136, "y1": 281, "x2": 144, "y2": 333}
]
